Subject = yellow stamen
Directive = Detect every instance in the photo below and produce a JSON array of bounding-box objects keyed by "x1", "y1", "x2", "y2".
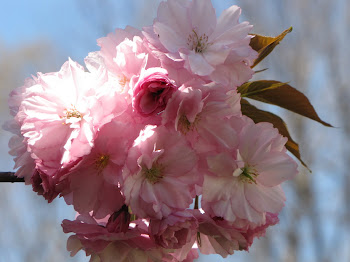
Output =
[
  {"x1": 187, "y1": 30, "x2": 210, "y2": 53},
  {"x1": 62, "y1": 105, "x2": 82, "y2": 120},
  {"x1": 143, "y1": 164, "x2": 164, "y2": 184},
  {"x1": 119, "y1": 75, "x2": 129, "y2": 87},
  {"x1": 238, "y1": 166, "x2": 258, "y2": 184},
  {"x1": 95, "y1": 154, "x2": 110, "y2": 171}
]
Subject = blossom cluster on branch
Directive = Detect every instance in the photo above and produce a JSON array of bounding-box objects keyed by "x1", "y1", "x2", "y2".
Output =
[{"x1": 3, "y1": 0, "x2": 329, "y2": 261}]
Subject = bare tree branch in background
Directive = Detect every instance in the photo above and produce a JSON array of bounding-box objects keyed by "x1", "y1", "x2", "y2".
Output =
[{"x1": 0, "y1": 172, "x2": 23, "y2": 182}]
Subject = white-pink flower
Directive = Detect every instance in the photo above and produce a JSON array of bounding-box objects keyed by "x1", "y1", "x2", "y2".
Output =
[
  {"x1": 162, "y1": 84, "x2": 242, "y2": 154},
  {"x1": 60, "y1": 120, "x2": 139, "y2": 218},
  {"x1": 3, "y1": 120, "x2": 35, "y2": 184},
  {"x1": 202, "y1": 116, "x2": 298, "y2": 224},
  {"x1": 19, "y1": 59, "x2": 127, "y2": 176},
  {"x1": 122, "y1": 125, "x2": 199, "y2": 219},
  {"x1": 209, "y1": 49, "x2": 257, "y2": 87},
  {"x1": 85, "y1": 26, "x2": 143, "y2": 74},
  {"x1": 86, "y1": 27, "x2": 161, "y2": 100},
  {"x1": 145, "y1": 0, "x2": 254, "y2": 77},
  {"x1": 3, "y1": 77, "x2": 40, "y2": 183}
]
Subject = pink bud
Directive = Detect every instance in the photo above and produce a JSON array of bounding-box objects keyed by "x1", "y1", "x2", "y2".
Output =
[{"x1": 132, "y1": 67, "x2": 177, "y2": 116}]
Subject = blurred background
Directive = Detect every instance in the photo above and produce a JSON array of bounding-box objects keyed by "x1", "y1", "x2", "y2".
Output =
[{"x1": 0, "y1": 0, "x2": 348, "y2": 261}]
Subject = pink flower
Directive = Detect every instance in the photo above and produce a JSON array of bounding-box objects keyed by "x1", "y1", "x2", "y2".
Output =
[
  {"x1": 3, "y1": 121, "x2": 36, "y2": 184},
  {"x1": 194, "y1": 211, "x2": 247, "y2": 258},
  {"x1": 145, "y1": 0, "x2": 254, "y2": 76},
  {"x1": 85, "y1": 26, "x2": 142, "y2": 74},
  {"x1": 165, "y1": 247, "x2": 199, "y2": 262},
  {"x1": 60, "y1": 120, "x2": 140, "y2": 218},
  {"x1": 122, "y1": 125, "x2": 199, "y2": 219},
  {"x1": 3, "y1": 77, "x2": 40, "y2": 183},
  {"x1": 18, "y1": 59, "x2": 126, "y2": 176},
  {"x1": 238, "y1": 212, "x2": 279, "y2": 250},
  {"x1": 31, "y1": 169, "x2": 63, "y2": 203},
  {"x1": 149, "y1": 210, "x2": 198, "y2": 249},
  {"x1": 202, "y1": 116, "x2": 298, "y2": 224},
  {"x1": 133, "y1": 68, "x2": 177, "y2": 116},
  {"x1": 86, "y1": 27, "x2": 161, "y2": 100},
  {"x1": 62, "y1": 214, "x2": 170, "y2": 261},
  {"x1": 209, "y1": 49, "x2": 257, "y2": 87},
  {"x1": 162, "y1": 85, "x2": 242, "y2": 154},
  {"x1": 106, "y1": 205, "x2": 131, "y2": 233}
]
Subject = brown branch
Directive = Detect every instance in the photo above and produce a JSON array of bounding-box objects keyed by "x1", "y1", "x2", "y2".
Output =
[{"x1": 0, "y1": 172, "x2": 25, "y2": 183}]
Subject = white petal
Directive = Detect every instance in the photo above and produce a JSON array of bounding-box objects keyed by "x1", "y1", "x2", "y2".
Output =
[
  {"x1": 202, "y1": 175, "x2": 234, "y2": 202},
  {"x1": 245, "y1": 183, "x2": 286, "y2": 213},
  {"x1": 186, "y1": 52, "x2": 215, "y2": 76},
  {"x1": 257, "y1": 152, "x2": 298, "y2": 187},
  {"x1": 213, "y1": 22, "x2": 253, "y2": 46},
  {"x1": 203, "y1": 44, "x2": 230, "y2": 66},
  {"x1": 190, "y1": 0, "x2": 216, "y2": 36},
  {"x1": 213, "y1": 5, "x2": 241, "y2": 39},
  {"x1": 230, "y1": 182, "x2": 263, "y2": 223},
  {"x1": 154, "y1": 22, "x2": 187, "y2": 53},
  {"x1": 157, "y1": 0, "x2": 190, "y2": 35}
]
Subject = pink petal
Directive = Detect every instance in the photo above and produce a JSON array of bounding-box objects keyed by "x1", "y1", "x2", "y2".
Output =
[
  {"x1": 245, "y1": 184, "x2": 286, "y2": 214},
  {"x1": 257, "y1": 152, "x2": 298, "y2": 187},
  {"x1": 154, "y1": 22, "x2": 187, "y2": 53},
  {"x1": 186, "y1": 52, "x2": 215, "y2": 76},
  {"x1": 190, "y1": 0, "x2": 216, "y2": 36}
]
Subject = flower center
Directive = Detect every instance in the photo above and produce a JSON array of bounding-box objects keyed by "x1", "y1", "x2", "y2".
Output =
[
  {"x1": 178, "y1": 115, "x2": 192, "y2": 134},
  {"x1": 63, "y1": 106, "x2": 82, "y2": 119},
  {"x1": 238, "y1": 166, "x2": 258, "y2": 184},
  {"x1": 177, "y1": 114, "x2": 200, "y2": 134},
  {"x1": 187, "y1": 30, "x2": 209, "y2": 53},
  {"x1": 95, "y1": 154, "x2": 110, "y2": 171},
  {"x1": 119, "y1": 75, "x2": 129, "y2": 87},
  {"x1": 143, "y1": 163, "x2": 164, "y2": 184}
]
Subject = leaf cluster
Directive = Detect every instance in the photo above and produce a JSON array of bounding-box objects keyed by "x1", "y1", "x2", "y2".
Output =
[{"x1": 238, "y1": 28, "x2": 332, "y2": 170}]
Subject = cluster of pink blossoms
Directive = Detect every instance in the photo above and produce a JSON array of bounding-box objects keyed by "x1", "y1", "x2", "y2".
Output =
[{"x1": 4, "y1": 0, "x2": 298, "y2": 261}]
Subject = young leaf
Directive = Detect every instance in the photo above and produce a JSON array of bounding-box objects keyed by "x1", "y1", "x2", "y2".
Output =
[
  {"x1": 241, "y1": 99, "x2": 309, "y2": 170},
  {"x1": 250, "y1": 27, "x2": 293, "y2": 68},
  {"x1": 238, "y1": 80, "x2": 332, "y2": 127}
]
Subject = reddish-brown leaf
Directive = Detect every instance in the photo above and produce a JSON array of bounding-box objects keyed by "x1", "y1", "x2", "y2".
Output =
[
  {"x1": 239, "y1": 80, "x2": 332, "y2": 127},
  {"x1": 250, "y1": 27, "x2": 293, "y2": 68},
  {"x1": 241, "y1": 99, "x2": 309, "y2": 169}
]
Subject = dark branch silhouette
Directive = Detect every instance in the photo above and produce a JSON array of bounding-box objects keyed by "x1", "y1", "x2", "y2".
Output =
[{"x1": 0, "y1": 172, "x2": 24, "y2": 183}]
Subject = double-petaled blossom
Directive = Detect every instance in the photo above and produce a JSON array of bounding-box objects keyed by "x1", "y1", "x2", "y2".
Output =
[
  {"x1": 3, "y1": 77, "x2": 39, "y2": 183},
  {"x1": 194, "y1": 210, "x2": 247, "y2": 258},
  {"x1": 149, "y1": 210, "x2": 198, "y2": 250},
  {"x1": 202, "y1": 116, "x2": 298, "y2": 225},
  {"x1": 86, "y1": 26, "x2": 161, "y2": 100},
  {"x1": 122, "y1": 125, "x2": 200, "y2": 219},
  {"x1": 62, "y1": 214, "x2": 170, "y2": 262},
  {"x1": 144, "y1": 0, "x2": 256, "y2": 80},
  {"x1": 19, "y1": 59, "x2": 127, "y2": 177},
  {"x1": 132, "y1": 67, "x2": 178, "y2": 116},
  {"x1": 162, "y1": 83, "x2": 242, "y2": 155},
  {"x1": 60, "y1": 120, "x2": 140, "y2": 218}
]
